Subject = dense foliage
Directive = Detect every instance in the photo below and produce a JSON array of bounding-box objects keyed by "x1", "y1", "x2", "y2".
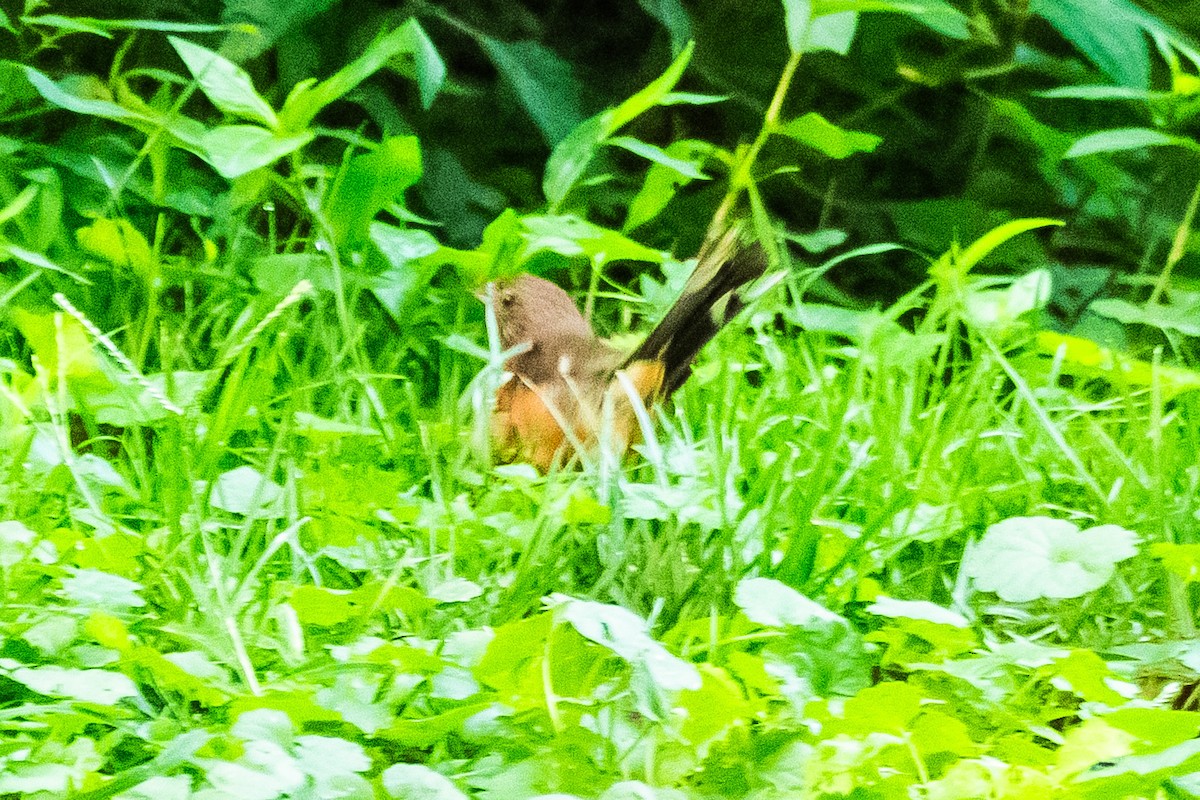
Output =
[{"x1": 2, "y1": 0, "x2": 1200, "y2": 798}]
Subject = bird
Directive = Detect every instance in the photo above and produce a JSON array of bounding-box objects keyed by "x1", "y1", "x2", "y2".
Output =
[{"x1": 486, "y1": 226, "x2": 768, "y2": 471}]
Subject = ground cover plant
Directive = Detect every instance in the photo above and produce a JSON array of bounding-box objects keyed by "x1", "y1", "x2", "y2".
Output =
[{"x1": 2, "y1": 0, "x2": 1200, "y2": 797}]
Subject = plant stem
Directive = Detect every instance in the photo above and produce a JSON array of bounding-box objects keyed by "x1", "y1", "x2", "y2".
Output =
[{"x1": 706, "y1": 50, "x2": 803, "y2": 244}]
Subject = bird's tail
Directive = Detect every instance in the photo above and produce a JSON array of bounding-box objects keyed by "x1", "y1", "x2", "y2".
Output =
[{"x1": 623, "y1": 226, "x2": 768, "y2": 396}]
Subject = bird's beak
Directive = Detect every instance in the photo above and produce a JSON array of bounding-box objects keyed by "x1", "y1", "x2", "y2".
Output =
[{"x1": 475, "y1": 282, "x2": 494, "y2": 304}]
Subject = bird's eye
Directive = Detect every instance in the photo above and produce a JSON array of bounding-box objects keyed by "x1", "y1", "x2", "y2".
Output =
[{"x1": 500, "y1": 292, "x2": 515, "y2": 307}]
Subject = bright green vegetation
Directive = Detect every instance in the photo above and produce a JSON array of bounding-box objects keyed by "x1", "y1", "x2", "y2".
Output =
[{"x1": 2, "y1": 2, "x2": 1200, "y2": 798}]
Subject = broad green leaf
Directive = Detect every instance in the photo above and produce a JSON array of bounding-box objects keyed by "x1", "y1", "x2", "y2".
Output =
[
  {"x1": 1049, "y1": 650, "x2": 1135, "y2": 705},
  {"x1": 1030, "y1": 0, "x2": 1151, "y2": 88},
  {"x1": 387, "y1": 18, "x2": 445, "y2": 110},
  {"x1": 911, "y1": 710, "x2": 975, "y2": 758},
  {"x1": 368, "y1": 222, "x2": 441, "y2": 321},
  {"x1": 637, "y1": 0, "x2": 692, "y2": 52},
  {"x1": 86, "y1": 370, "x2": 210, "y2": 426},
  {"x1": 8, "y1": 665, "x2": 138, "y2": 705},
  {"x1": 807, "y1": 12, "x2": 858, "y2": 54},
  {"x1": 784, "y1": 1, "x2": 860, "y2": 54},
  {"x1": 199, "y1": 124, "x2": 309, "y2": 178},
  {"x1": 315, "y1": 672, "x2": 392, "y2": 735},
  {"x1": 0, "y1": 519, "x2": 36, "y2": 567},
  {"x1": 1151, "y1": 542, "x2": 1200, "y2": 583},
  {"x1": 1078, "y1": 738, "x2": 1200, "y2": 780},
  {"x1": 1103, "y1": 707, "x2": 1200, "y2": 750},
  {"x1": 827, "y1": 681, "x2": 923, "y2": 735},
  {"x1": 963, "y1": 517, "x2": 1139, "y2": 602},
  {"x1": 207, "y1": 465, "x2": 285, "y2": 516},
  {"x1": 1090, "y1": 298, "x2": 1200, "y2": 335},
  {"x1": 775, "y1": 112, "x2": 881, "y2": 158},
  {"x1": 543, "y1": 41, "x2": 694, "y2": 208},
  {"x1": 381, "y1": 763, "x2": 468, "y2": 800},
  {"x1": 1034, "y1": 331, "x2": 1200, "y2": 399},
  {"x1": 814, "y1": 0, "x2": 969, "y2": 41},
  {"x1": 378, "y1": 704, "x2": 493, "y2": 748},
  {"x1": 624, "y1": 139, "x2": 716, "y2": 231},
  {"x1": 23, "y1": 66, "x2": 141, "y2": 120},
  {"x1": 558, "y1": 597, "x2": 701, "y2": 691},
  {"x1": 783, "y1": 0, "x2": 814, "y2": 54},
  {"x1": 962, "y1": 268, "x2": 1052, "y2": 329},
  {"x1": 113, "y1": 775, "x2": 193, "y2": 800},
  {"x1": 280, "y1": 20, "x2": 441, "y2": 130},
  {"x1": 1065, "y1": 127, "x2": 1197, "y2": 158},
  {"x1": 9, "y1": 307, "x2": 106, "y2": 384},
  {"x1": 76, "y1": 218, "x2": 154, "y2": 279},
  {"x1": 428, "y1": 578, "x2": 482, "y2": 603},
  {"x1": 60, "y1": 568, "x2": 146, "y2": 611},
  {"x1": 290, "y1": 585, "x2": 358, "y2": 627},
  {"x1": 169, "y1": 36, "x2": 277, "y2": 127},
  {"x1": 676, "y1": 665, "x2": 758, "y2": 746},
  {"x1": 251, "y1": 253, "x2": 335, "y2": 295},
  {"x1": 0, "y1": 738, "x2": 101, "y2": 795},
  {"x1": 606, "y1": 136, "x2": 708, "y2": 178},
  {"x1": 735, "y1": 577, "x2": 843, "y2": 628},
  {"x1": 324, "y1": 136, "x2": 423, "y2": 247},
  {"x1": 521, "y1": 214, "x2": 663, "y2": 266},
  {"x1": 199, "y1": 743, "x2": 305, "y2": 800},
  {"x1": 866, "y1": 597, "x2": 969, "y2": 627},
  {"x1": 480, "y1": 37, "x2": 583, "y2": 146},
  {"x1": 199, "y1": 125, "x2": 314, "y2": 179}
]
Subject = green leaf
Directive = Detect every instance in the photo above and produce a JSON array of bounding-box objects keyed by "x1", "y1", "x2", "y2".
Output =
[
  {"x1": 606, "y1": 136, "x2": 708, "y2": 179},
  {"x1": 866, "y1": 597, "x2": 969, "y2": 627},
  {"x1": 963, "y1": 517, "x2": 1139, "y2": 602},
  {"x1": 207, "y1": 465, "x2": 285, "y2": 516},
  {"x1": 60, "y1": 568, "x2": 146, "y2": 611},
  {"x1": 1030, "y1": 0, "x2": 1152, "y2": 88},
  {"x1": 1065, "y1": 127, "x2": 1197, "y2": 158},
  {"x1": 381, "y1": 763, "x2": 469, "y2": 800},
  {"x1": 784, "y1": 1, "x2": 860, "y2": 55},
  {"x1": 520, "y1": 214, "x2": 663, "y2": 266},
  {"x1": 199, "y1": 125, "x2": 314, "y2": 179},
  {"x1": 8, "y1": 665, "x2": 138, "y2": 705},
  {"x1": 559, "y1": 597, "x2": 700, "y2": 691},
  {"x1": 774, "y1": 112, "x2": 881, "y2": 158},
  {"x1": 1078, "y1": 738, "x2": 1200, "y2": 780},
  {"x1": 808, "y1": 0, "x2": 970, "y2": 42},
  {"x1": 734, "y1": 577, "x2": 844, "y2": 628},
  {"x1": 543, "y1": 41, "x2": 694, "y2": 209},
  {"x1": 290, "y1": 585, "x2": 359, "y2": 627},
  {"x1": 1090, "y1": 298, "x2": 1200, "y2": 335},
  {"x1": 1037, "y1": 84, "x2": 1164, "y2": 101},
  {"x1": 624, "y1": 139, "x2": 716, "y2": 231},
  {"x1": 23, "y1": 66, "x2": 141, "y2": 120},
  {"x1": 324, "y1": 137, "x2": 423, "y2": 247},
  {"x1": 637, "y1": 0, "x2": 692, "y2": 52},
  {"x1": 480, "y1": 37, "x2": 584, "y2": 146},
  {"x1": 280, "y1": 20, "x2": 441, "y2": 130},
  {"x1": 1049, "y1": 650, "x2": 1134, "y2": 705},
  {"x1": 962, "y1": 268, "x2": 1053, "y2": 329},
  {"x1": 387, "y1": 18, "x2": 445, "y2": 110},
  {"x1": 169, "y1": 36, "x2": 277, "y2": 127},
  {"x1": 368, "y1": 222, "x2": 441, "y2": 321},
  {"x1": 75, "y1": 218, "x2": 154, "y2": 278},
  {"x1": 783, "y1": 0, "x2": 814, "y2": 54},
  {"x1": 251, "y1": 253, "x2": 334, "y2": 295},
  {"x1": 22, "y1": 14, "x2": 112, "y2": 37}
]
